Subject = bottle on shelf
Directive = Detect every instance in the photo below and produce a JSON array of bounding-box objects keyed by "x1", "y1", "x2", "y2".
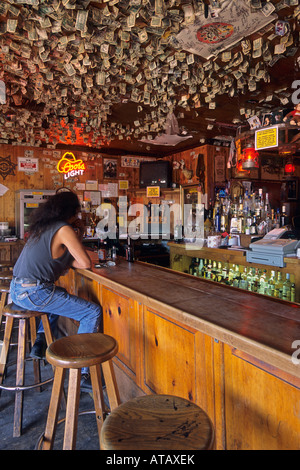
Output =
[
  {"x1": 232, "y1": 265, "x2": 241, "y2": 288},
  {"x1": 247, "y1": 267, "x2": 255, "y2": 292},
  {"x1": 206, "y1": 260, "x2": 212, "y2": 279},
  {"x1": 98, "y1": 238, "x2": 107, "y2": 264},
  {"x1": 291, "y1": 283, "x2": 296, "y2": 302},
  {"x1": 258, "y1": 270, "x2": 267, "y2": 295},
  {"x1": 274, "y1": 271, "x2": 283, "y2": 298},
  {"x1": 266, "y1": 270, "x2": 276, "y2": 297},
  {"x1": 214, "y1": 206, "x2": 221, "y2": 233},
  {"x1": 239, "y1": 267, "x2": 248, "y2": 290},
  {"x1": 200, "y1": 259, "x2": 208, "y2": 278},
  {"x1": 282, "y1": 273, "x2": 292, "y2": 301},
  {"x1": 216, "y1": 262, "x2": 223, "y2": 282},
  {"x1": 126, "y1": 235, "x2": 134, "y2": 262},
  {"x1": 280, "y1": 205, "x2": 289, "y2": 227}
]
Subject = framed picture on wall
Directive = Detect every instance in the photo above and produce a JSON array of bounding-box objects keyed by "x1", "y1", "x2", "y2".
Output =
[{"x1": 103, "y1": 158, "x2": 117, "y2": 179}]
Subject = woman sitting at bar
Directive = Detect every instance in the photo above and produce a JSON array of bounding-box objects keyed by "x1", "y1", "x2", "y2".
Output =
[{"x1": 10, "y1": 190, "x2": 102, "y2": 392}]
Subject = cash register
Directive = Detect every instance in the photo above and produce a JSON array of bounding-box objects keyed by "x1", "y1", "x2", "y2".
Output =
[{"x1": 246, "y1": 227, "x2": 300, "y2": 268}]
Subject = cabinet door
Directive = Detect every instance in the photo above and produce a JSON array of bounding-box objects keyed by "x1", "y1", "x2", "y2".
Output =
[
  {"x1": 224, "y1": 344, "x2": 300, "y2": 450},
  {"x1": 102, "y1": 286, "x2": 138, "y2": 378}
]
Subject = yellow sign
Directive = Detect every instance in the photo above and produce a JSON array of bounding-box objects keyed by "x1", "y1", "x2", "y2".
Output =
[
  {"x1": 119, "y1": 180, "x2": 129, "y2": 190},
  {"x1": 146, "y1": 186, "x2": 160, "y2": 198},
  {"x1": 255, "y1": 126, "x2": 278, "y2": 150}
]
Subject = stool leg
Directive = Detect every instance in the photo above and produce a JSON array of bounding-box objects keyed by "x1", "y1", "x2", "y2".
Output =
[
  {"x1": 90, "y1": 364, "x2": 106, "y2": 447},
  {"x1": 63, "y1": 368, "x2": 81, "y2": 450},
  {"x1": 40, "y1": 315, "x2": 67, "y2": 411},
  {"x1": 41, "y1": 314, "x2": 53, "y2": 346},
  {"x1": 13, "y1": 318, "x2": 27, "y2": 437},
  {"x1": 0, "y1": 315, "x2": 13, "y2": 386},
  {"x1": 42, "y1": 366, "x2": 66, "y2": 450},
  {"x1": 0, "y1": 291, "x2": 7, "y2": 333},
  {"x1": 29, "y1": 316, "x2": 42, "y2": 393},
  {"x1": 102, "y1": 360, "x2": 121, "y2": 411}
]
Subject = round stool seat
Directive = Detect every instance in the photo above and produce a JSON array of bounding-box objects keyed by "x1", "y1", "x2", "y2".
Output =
[
  {"x1": 100, "y1": 394, "x2": 214, "y2": 450},
  {"x1": 3, "y1": 304, "x2": 44, "y2": 319},
  {"x1": 46, "y1": 333, "x2": 118, "y2": 369}
]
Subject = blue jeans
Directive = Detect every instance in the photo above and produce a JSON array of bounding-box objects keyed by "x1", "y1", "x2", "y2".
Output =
[{"x1": 10, "y1": 277, "x2": 102, "y2": 373}]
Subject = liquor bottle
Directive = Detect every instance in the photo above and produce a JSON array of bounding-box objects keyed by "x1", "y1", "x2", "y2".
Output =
[
  {"x1": 291, "y1": 283, "x2": 296, "y2": 302},
  {"x1": 258, "y1": 270, "x2": 267, "y2": 295},
  {"x1": 274, "y1": 271, "x2": 283, "y2": 298},
  {"x1": 200, "y1": 259, "x2": 208, "y2": 278},
  {"x1": 98, "y1": 239, "x2": 107, "y2": 264},
  {"x1": 282, "y1": 273, "x2": 292, "y2": 301},
  {"x1": 239, "y1": 267, "x2": 248, "y2": 290},
  {"x1": 275, "y1": 208, "x2": 281, "y2": 228},
  {"x1": 126, "y1": 235, "x2": 134, "y2": 262},
  {"x1": 252, "y1": 268, "x2": 260, "y2": 293},
  {"x1": 221, "y1": 263, "x2": 229, "y2": 284},
  {"x1": 228, "y1": 264, "x2": 236, "y2": 285},
  {"x1": 214, "y1": 207, "x2": 221, "y2": 233},
  {"x1": 247, "y1": 267, "x2": 255, "y2": 292},
  {"x1": 206, "y1": 260, "x2": 212, "y2": 279},
  {"x1": 232, "y1": 265, "x2": 241, "y2": 288},
  {"x1": 198, "y1": 258, "x2": 204, "y2": 277},
  {"x1": 211, "y1": 261, "x2": 218, "y2": 281},
  {"x1": 216, "y1": 262, "x2": 223, "y2": 282},
  {"x1": 250, "y1": 215, "x2": 257, "y2": 235},
  {"x1": 266, "y1": 270, "x2": 276, "y2": 297},
  {"x1": 280, "y1": 206, "x2": 289, "y2": 227}
]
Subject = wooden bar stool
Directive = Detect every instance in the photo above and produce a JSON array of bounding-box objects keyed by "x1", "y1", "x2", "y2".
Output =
[
  {"x1": 0, "y1": 282, "x2": 10, "y2": 333},
  {"x1": 40, "y1": 332, "x2": 120, "y2": 450},
  {"x1": 0, "y1": 303, "x2": 54, "y2": 437},
  {"x1": 100, "y1": 394, "x2": 214, "y2": 450}
]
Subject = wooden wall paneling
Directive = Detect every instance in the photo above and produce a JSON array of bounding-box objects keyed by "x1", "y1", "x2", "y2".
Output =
[
  {"x1": 143, "y1": 307, "x2": 198, "y2": 400},
  {"x1": 102, "y1": 286, "x2": 138, "y2": 380},
  {"x1": 223, "y1": 343, "x2": 300, "y2": 450}
]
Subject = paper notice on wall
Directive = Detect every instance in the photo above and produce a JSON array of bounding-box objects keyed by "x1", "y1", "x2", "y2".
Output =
[
  {"x1": 0, "y1": 183, "x2": 8, "y2": 196},
  {"x1": 18, "y1": 157, "x2": 39, "y2": 172}
]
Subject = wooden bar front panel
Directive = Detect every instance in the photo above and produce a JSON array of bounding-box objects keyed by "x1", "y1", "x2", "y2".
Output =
[
  {"x1": 102, "y1": 286, "x2": 139, "y2": 382},
  {"x1": 58, "y1": 262, "x2": 300, "y2": 450},
  {"x1": 224, "y1": 344, "x2": 300, "y2": 450}
]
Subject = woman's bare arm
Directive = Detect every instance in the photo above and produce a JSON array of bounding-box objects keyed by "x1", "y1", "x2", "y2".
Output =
[{"x1": 55, "y1": 225, "x2": 91, "y2": 269}]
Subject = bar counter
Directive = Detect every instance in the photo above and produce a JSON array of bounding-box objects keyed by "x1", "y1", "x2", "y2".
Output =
[{"x1": 59, "y1": 254, "x2": 300, "y2": 450}]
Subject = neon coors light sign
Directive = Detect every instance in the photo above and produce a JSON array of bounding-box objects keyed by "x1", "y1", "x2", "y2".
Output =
[{"x1": 57, "y1": 152, "x2": 86, "y2": 179}]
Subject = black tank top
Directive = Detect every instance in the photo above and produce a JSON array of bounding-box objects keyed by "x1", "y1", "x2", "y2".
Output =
[{"x1": 13, "y1": 221, "x2": 73, "y2": 282}]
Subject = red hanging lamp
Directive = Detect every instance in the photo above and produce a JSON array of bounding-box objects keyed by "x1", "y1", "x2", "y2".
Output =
[
  {"x1": 284, "y1": 158, "x2": 295, "y2": 175},
  {"x1": 242, "y1": 144, "x2": 259, "y2": 169}
]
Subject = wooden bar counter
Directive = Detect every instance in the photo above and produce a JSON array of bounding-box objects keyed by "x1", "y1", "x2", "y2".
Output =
[{"x1": 58, "y1": 254, "x2": 300, "y2": 450}]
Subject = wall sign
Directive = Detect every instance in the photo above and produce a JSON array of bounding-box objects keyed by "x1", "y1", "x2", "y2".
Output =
[
  {"x1": 18, "y1": 157, "x2": 39, "y2": 173},
  {"x1": 255, "y1": 126, "x2": 278, "y2": 150},
  {"x1": 146, "y1": 186, "x2": 160, "y2": 198},
  {"x1": 57, "y1": 152, "x2": 86, "y2": 179}
]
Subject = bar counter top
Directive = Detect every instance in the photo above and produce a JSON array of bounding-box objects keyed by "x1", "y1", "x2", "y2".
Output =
[{"x1": 76, "y1": 255, "x2": 300, "y2": 379}]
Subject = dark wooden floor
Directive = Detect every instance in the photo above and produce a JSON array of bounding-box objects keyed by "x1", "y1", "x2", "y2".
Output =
[{"x1": 0, "y1": 328, "x2": 101, "y2": 451}]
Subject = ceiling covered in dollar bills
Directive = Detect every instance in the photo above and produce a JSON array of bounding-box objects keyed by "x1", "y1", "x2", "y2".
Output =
[{"x1": 0, "y1": 0, "x2": 300, "y2": 156}]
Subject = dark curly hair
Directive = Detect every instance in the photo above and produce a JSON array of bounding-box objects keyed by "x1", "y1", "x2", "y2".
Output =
[{"x1": 28, "y1": 191, "x2": 81, "y2": 239}]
